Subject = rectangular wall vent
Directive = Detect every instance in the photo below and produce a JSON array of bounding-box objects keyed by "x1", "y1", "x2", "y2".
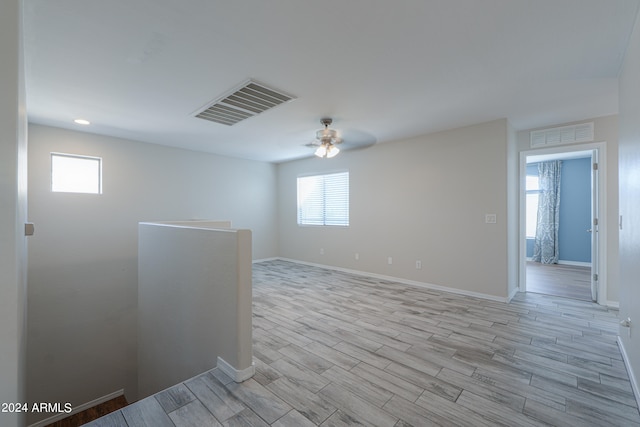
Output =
[
  {"x1": 193, "y1": 80, "x2": 296, "y2": 126},
  {"x1": 530, "y1": 122, "x2": 594, "y2": 147}
]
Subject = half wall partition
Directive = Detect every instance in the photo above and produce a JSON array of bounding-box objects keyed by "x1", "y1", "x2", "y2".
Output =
[{"x1": 137, "y1": 221, "x2": 253, "y2": 399}]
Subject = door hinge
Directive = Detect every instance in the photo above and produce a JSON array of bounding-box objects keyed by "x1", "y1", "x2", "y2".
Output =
[
  {"x1": 593, "y1": 162, "x2": 598, "y2": 171},
  {"x1": 593, "y1": 218, "x2": 598, "y2": 226},
  {"x1": 593, "y1": 273, "x2": 599, "y2": 282}
]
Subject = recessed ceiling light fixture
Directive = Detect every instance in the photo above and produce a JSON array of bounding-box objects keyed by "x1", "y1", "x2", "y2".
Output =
[{"x1": 73, "y1": 119, "x2": 90, "y2": 125}]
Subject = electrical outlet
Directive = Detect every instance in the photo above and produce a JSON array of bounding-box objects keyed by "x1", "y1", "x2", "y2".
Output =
[
  {"x1": 388, "y1": 257, "x2": 393, "y2": 265},
  {"x1": 355, "y1": 252, "x2": 359, "y2": 260},
  {"x1": 320, "y1": 248, "x2": 324, "y2": 255},
  {"x1": 485, "y1": 214, "x2": 497, "y2": 224},
  {"x1": 416, "y1": 260, "x2": 422, "y2": 269}
]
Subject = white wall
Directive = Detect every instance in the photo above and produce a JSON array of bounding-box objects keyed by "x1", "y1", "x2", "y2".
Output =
[
  {"x1": 278, "y1": 119, "x2": 512, "y2": 300},
  {"x1": 516, "y1": 115, "x2": 619, "y2": 304},
  {"x1": 0, "y1": 1, "x2": 28, "y2": 426},
  {"x1": 618, "y1": 8, "x2": 640, "y2": 407},
  {"x1": 26, "y1": 125, "x2": 278, "y2": 424}
]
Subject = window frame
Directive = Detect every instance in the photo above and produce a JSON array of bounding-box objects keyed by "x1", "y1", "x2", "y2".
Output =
[
  {"x1": 525, "y1": 173, "x2": 540, "y2": 238},
  {"x1": 297, "y1": 171, "x2": 349, "y2": 227}
]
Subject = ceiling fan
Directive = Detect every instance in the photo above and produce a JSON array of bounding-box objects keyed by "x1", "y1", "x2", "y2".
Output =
[{"x1": 309, "y1": 118, "x2": 342, "y2": 158}]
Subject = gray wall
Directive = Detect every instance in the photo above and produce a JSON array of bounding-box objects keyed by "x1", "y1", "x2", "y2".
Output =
[
  {"x1": 26, "y1": 125, "x2": 278, "y2": 424},
  {"x1": 0, "y1": 1, "x2": 28, "y2": 426},
  {"x1": 278, "y1": 119, "x2": 513, "y2": 300},
  {"x1": 618, "y1": 7, "x2": 640, "y2": 408}
]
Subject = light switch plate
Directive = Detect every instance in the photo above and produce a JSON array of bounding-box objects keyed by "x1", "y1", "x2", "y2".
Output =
[{"x1": 485, "y1": 214, "x2": 497, "y2": 224}]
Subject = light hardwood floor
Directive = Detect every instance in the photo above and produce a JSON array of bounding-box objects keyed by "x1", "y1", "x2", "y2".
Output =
[
  {"x1": 86, "y1": 260, "x2": 639, "y2": 426},
  {"x1": 526, "y1": 261, "x2": 592, "y2": 301}
]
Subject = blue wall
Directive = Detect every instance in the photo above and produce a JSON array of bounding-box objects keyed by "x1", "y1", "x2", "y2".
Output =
[{"x1": 526, "y1": 158, "x2": 591, "y2": 263}]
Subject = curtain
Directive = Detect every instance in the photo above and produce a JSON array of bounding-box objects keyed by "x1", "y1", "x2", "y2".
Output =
[{"x1": 532, "y1": 160, "x2": 562, "y2": 264}]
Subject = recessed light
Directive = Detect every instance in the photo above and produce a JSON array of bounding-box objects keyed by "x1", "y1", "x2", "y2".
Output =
[{"x1": 74, "y1": 119, "x2": 90, "y2": 125}]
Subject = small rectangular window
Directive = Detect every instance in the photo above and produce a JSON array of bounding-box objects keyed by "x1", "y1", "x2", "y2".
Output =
[
  {"x1": 297, "y1": 172, "x2": 349, "y2": 226},
  {"x1": 51, "y1": 153, "x2": 102, "y2": 194}
]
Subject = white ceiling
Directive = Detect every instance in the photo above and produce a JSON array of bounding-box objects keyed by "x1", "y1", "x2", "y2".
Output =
[{"x1": 23, "y1": 0, "x2": 640, "y2": 163}]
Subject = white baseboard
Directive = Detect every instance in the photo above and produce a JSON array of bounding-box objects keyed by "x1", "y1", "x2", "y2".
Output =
[
  {"x1": 558, "y1": 260, "x2": 592, "y2": 267},
  {"x1": 276, "y1": 258, "x2": 510, "y2": 303},
  {"x1": 217, "y1": 356, "x2": 255, "y2": 383},
  {"x1": 526, "y1": 257, "x2": 592, "y2": 268},
  {"x1": 27, "y1": 389, "x2": 124, "y2": 427},
  {"x1": 252, "y1": 257, "x2": 278, "y2": 264},
  {"x1": 608, "y1": 300, "x2": 620, "y2": 309},
  {"x1": 617, "y1": 336, "x2": 640, "y2": 411},
  {"x1": 507, "y1": 285, "x2": 519, "y2": 303}
]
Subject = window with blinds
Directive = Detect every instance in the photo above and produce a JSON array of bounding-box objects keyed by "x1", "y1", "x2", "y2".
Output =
[{"x1": 297, "y1": 171, "x2": 349, "y2": 226}]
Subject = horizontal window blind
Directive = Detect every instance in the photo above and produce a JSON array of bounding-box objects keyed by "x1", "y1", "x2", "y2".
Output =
[{"x1": 297, "y1": 172, "x2": 349, "y2": 226}]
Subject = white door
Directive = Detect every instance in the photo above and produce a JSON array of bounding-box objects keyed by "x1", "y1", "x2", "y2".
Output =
[{"x1": 590, "y1": 149, "x2": 599, "y2": 302}]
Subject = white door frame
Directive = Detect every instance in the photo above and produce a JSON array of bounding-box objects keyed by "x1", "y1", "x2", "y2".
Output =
[{"x1": 519, "y1": 141, "x2": 607, "y2": 304}]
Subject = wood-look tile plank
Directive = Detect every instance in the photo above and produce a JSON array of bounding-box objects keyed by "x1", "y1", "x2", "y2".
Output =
[
  {"x1": 269, "y1": 357, "x2": 331, "y2": 393},
  {"x1": 565, "y1": 398, "x2": 640, "y2": 427},
  {"x1": 271, "y1": 410, "x2": 316, "y2": 427},
  {"x1": 383, "y1": 362, "x2": 462, "y2": 402},
  {"x1": 453, "y1": 351, "x2": 532, "y2": 385},
  {"x1": 374, "y1": 345, "x2": 442, "y2": 377},
  {"x1": 121, "y1": 396, "x2": 174, "y2": 427},
  {"x1": 523, "y1": 397, "x2": 601, "y2": 427},
  {"x1": 321, "y1": 365, "x2": 394, "y2": 408},
  {"x1": 222, "y1": 408, "x2": 270, "y2": 427},
  {"x1": 350, "y1": 362, "x2": 424, "y2": 402},
  {"x1": 168, "y1": 399, "x2": 222, "y2": 427},
  {"x1": 185, "y1": 373, "x2": 246, "y2": 423},
  {"x1": 332, "y1": 341, "x2": 392, "y2": 369},
  {"x1": 304, "y1": 341, "x2": 360, "y2": 370},
  {"x1": 319, "y1": 409, "x2": 370, "y2": 427},
  {"x1": 530, "y1": 375, "x2": 640, "y2": 423},
  {"x1": 277, "y1": 344, "x2": 334, "y2": 373},
  {"x1": 154, "y1": 382, "x2": 196, "y2": 413},
  {"x1": 435, "y1": 367, "x2": 526, "y2": 413},
  {"x1": 382, "y1": 395, "x2": 454, "y2": 426},
  {"x1": 253, "y1": 357, "x2": 283, "y2": 386},
  {"x1": 224, "y1": 379, "x2": 292, "y2": 424},
  {"x1": 455, "y1": 390, "x2": 543, "y2": 427},
  {"x1": 405, "y1": 342, "x2": 476, "y2": 376},
  {"x1": 265, "y1": 377, "x2": 337, "y2": 425},
  {"x1": 269, "y1": 327, "x2": 314, "y2": 348},
  {"x1": 599, "y1": 372, "x2": 635, "y2": 393},
  {"x1": 413, "y1": 390, "x2": 498, "y2": 427},
  {"x1": 296, "y1": 326, "x2": 342, "y2": 347},
  {"x1": 577, "y1": 376, "x2": 638, "y2": 407},
  {"x1": 490, "y1": 352, "x2": 578, "y2": 386},
  {"x1": 318, "y1": 383, "x2": 398, "y2": 427}
]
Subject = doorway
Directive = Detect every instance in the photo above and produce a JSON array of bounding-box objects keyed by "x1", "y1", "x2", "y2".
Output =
[{"x1": 519, "y1": 143, "x2": 605, "y2": 303}]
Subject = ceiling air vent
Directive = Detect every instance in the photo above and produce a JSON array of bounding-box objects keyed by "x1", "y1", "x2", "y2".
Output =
[{"x1": 193, "y1": 80, "x2": 296, "y2": 126}]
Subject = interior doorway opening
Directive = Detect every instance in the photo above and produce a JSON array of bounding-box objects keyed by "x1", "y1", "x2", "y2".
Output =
[{"x1": 520, "y1": 143, "x2": 605, "y2": 303}]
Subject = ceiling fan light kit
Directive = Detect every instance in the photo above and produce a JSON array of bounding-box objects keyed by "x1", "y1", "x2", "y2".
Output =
[{"x1": 313, "y1": 118, "x2": 341, "y2": 158}]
